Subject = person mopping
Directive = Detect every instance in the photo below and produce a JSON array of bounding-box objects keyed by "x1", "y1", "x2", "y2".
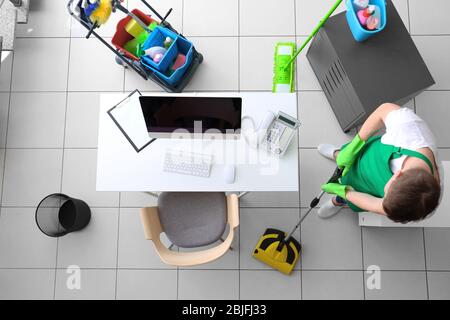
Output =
[{"x1": 318, "y1": 103, "x2": 443, "y2": 222}]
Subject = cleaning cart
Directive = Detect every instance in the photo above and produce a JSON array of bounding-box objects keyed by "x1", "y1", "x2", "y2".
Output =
[{"x1": 67, "y1": 0, "x2": 203, "y2": 93}]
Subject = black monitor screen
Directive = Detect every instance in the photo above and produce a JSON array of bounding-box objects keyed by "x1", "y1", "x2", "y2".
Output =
[{"x1": 139, "y1": 96, "x2": 242, "y2": 133}]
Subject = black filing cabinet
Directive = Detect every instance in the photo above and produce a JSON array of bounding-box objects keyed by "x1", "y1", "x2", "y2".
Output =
[{"x1": 306, "y1": 0, "x2": 434, "y2": 132}]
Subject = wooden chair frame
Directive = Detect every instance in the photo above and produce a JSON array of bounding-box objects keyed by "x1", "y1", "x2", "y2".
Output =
[{"x1": 140, "y1": 194, "x2": 239, "y2": 267}]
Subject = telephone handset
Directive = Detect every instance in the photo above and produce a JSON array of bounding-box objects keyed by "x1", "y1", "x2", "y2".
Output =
[{"x1": 260, "y1": 111, "x2": 301, "y2": 156}]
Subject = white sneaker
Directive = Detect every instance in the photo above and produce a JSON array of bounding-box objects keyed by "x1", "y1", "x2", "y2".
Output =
[
  {"x1": 317, "y1": 143, "x2": 339, "y2": 160},
  {"x1": 318, "y1": 198, "x2": 344, "y2": 219}
]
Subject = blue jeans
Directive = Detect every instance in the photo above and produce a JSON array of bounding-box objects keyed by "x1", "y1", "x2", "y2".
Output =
[{"x1": 335, "y1": 196, "x2": 347, "y2": 205}]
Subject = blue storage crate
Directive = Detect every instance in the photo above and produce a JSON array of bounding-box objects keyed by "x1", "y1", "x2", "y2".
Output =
[
  {"x1": 141, "y1": 26, "x2": 179, "y2": 72},
  {"x1": 346, "y1": 0, "x2": 386, "y2": 42},
  {"x1": 142, "y1": 35, "x2": 194, "y2": 87}
]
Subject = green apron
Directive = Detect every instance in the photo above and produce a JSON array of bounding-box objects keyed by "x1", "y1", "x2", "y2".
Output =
[{"x1": 340, "y1": 136, "x2": 434, "y2": 212}]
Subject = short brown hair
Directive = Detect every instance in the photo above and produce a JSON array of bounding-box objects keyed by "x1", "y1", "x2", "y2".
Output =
[{"x1": 383, "y1": 169, "x2": 441, "y2": 223}]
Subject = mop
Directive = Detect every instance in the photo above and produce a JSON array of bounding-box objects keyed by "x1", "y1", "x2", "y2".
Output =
[{"x1": 272, "y1": 0, "x2": 344, "y2": 93}]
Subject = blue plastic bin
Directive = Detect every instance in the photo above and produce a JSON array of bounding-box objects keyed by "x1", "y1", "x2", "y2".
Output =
[
  {"x1": 141, "y1": 26, "x2": 179, "y2": 72},
  {"x1": 346, "y1": 0, "x2": 386, "y2": 42},
  {"x1": 141, "y1": 35, "x2": 194, "y2": 87}
]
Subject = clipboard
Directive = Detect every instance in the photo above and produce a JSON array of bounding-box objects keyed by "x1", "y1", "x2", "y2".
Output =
[{"x1": 107, "y1": 90, "x2": 156, "y2": 153}]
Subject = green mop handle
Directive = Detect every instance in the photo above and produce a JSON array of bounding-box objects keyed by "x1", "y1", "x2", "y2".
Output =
[{"x1": 283, "y1": 0, "x2": 343, "y2": 70}]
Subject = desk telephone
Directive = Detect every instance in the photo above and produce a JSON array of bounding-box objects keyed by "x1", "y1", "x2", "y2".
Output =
[{"x1": 259, "y1": 111, "x2": 301, "y2": 156}]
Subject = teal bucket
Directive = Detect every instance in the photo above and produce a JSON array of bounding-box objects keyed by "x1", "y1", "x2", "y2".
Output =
[{"x1": 346, "y1": 0, "x2": 386, "y2": 42}]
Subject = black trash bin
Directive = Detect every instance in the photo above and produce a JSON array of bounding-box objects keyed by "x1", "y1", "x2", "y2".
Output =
[{"x1": 35, "y1": 194, "x2": 91, "y2": 237}]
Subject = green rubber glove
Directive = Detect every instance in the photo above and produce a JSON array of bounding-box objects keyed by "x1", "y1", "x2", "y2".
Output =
[
  {"x1": 336, "y1": 134, "x2": 366, "y2": 176},
  {"x1": 321, "y1": 183, "x2": 349, "y2": 199}
]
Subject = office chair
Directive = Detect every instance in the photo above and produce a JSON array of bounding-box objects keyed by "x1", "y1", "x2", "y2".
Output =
[{"x1": 140, "y1": 192, "x2": 239, "y2": 266}]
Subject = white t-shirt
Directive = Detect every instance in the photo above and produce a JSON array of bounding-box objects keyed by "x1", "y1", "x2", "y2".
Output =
[{"x1": 381, "y1": 107, "x2": 443, "y2": 196}]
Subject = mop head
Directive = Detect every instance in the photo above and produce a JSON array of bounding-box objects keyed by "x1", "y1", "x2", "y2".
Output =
[
  {"x1": 272, "y1": 42, "x2": 296, "y2": 93},
  {"x1": 253, "y1": 228, "x2": 301, "y2": 275},
  {"x1": 89, "y1": 0, "x2": 113, "y2": 26}
]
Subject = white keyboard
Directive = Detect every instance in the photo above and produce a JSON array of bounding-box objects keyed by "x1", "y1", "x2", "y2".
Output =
[{"x1": 163, "y1": 149, "x2": 213, "y2": 178}]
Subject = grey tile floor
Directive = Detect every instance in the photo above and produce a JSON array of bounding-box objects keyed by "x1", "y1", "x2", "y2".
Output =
[{"x1": 0, "y1": 0, "x2": 449, "y2": 300}]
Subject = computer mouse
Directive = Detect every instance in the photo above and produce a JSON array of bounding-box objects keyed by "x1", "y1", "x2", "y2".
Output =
[{"x1": 224, "y1": 165, "x2": 236, "y2": 184}]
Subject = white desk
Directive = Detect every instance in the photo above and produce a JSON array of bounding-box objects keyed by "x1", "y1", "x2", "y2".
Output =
[{"x1": 96, "y1": 92, "x2": 299, "y2": 192}]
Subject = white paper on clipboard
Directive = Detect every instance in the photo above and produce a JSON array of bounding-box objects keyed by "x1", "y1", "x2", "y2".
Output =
[{"x1": 107, "y1": 90, "x2": 155, "y2": 152}]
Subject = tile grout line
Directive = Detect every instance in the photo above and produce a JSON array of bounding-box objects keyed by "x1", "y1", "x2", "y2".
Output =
[
  {"x1": 114, "y1": 202, "x2": 122, "y2": 300},
  {"x1": 410, "y1": 33, "x2": 450, "y2": 37},
  {"x1": 7, "y1": 203, "x2": 450, "y2": 210},
  {"x1": 297, "y1": 126, "x2": 303, "y2": 297},
  {"x1": 0, "y1": 51, "x2": 16, "y2": 209},
  {"x1": 13, "y1": 34, "x2": 450, "y2": 39},
  {"x1": 298, "y1": 110, "x2": 303, "y2": 296},
  {"x1": 177, "y1": 266, "x2": 180, "y2": 300},
  {"x1": 360, "y1": 228, "x2": 366, "y2": 300},
  {"x1": 176, "y1": 0, "x2": 185, "y2": 301},
  {"x1": 407, "y1": 0, "x2": 411, "y2": 33},
  {"x1": 181, "y1": 0, "x2": 184, "y2": 34},
  {"x1": 0, "y1": 267, "x2": 438, "y2": 271},
  {"x1": 298, "y1": 147, "x2": 450, "y2": 150},
  {"x1": 422, "y1": 227, "x2": 430, "y2": 300},
  {"x1": 101, "y1": 34, "x2": 450, "y2": 38},
  {"x1": 237, "y1": 0, "x2": 241, "y2": 300},
  {"x1": 53, "y1": 24, "x2": 74, "y2": 300},
  {"x1": 4, "y1": 88, "x2": 450, "y2": 94},
  {"x1": 114, "y1": 17, "x2": 127, "y2": 290},
  {"x1": 0, "y1": 205, "x2": 121, "y2": 209},
  {"x1": 292, "y1": 0, "x2": 303, "y2": 301},
  {"x1": 237, "y1": 0, "x2": 241, "y2": 98},
  {"x1": 2, "y1": 147, "x2": 99, "y2": 150}
]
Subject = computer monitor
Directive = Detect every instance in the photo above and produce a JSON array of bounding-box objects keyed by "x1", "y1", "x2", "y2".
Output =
[{"x1": 139, "y1": 96, "x2": 242, "y2": 139}]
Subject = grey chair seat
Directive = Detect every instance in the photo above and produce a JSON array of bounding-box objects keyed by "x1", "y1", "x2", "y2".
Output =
[{"x1": 158, "y1": 192, "x2": 228, "y2": 248}]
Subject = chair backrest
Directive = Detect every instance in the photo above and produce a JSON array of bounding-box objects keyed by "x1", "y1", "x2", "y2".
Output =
[{"x1": 140, "y1": 194, "x2": 239, "y2": 266}]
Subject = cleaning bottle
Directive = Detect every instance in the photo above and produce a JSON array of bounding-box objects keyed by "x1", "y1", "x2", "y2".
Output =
[
  {"x1": 142, "y1": 46, "x2": 167, "y2": 63},
  {"x1": 353, "y1": 0, "x2": 369, "y2": 10},
  {"x1": 366, "y1": 5, "x2": 381, "y2": 30},
  {"x1": 357, "y1": 5, "x2": 375, "y2": 27},
  {"x1": 163, "y1": 37, "x2": 173, "y2": 49}
]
